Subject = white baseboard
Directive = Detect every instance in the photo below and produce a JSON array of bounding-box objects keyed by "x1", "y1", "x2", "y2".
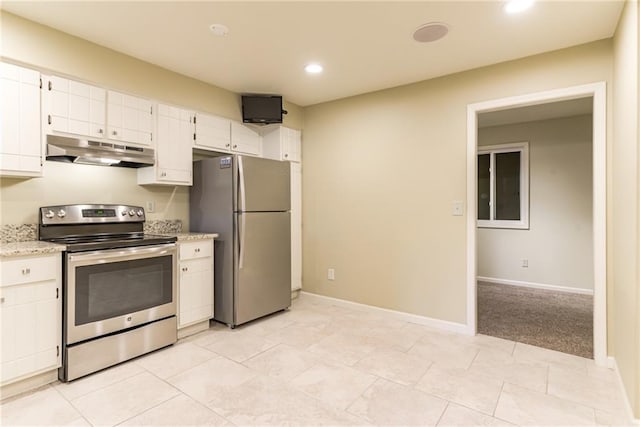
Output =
[
  {"x1": 299, "y1": 291, "x2": 470, "y2": 335},
  {"x1": 477, "y1": 276, "x2": 594, "y2": 296},
  {"x1": 608, "y1": 357, "x2": 640, "y2": 424}
]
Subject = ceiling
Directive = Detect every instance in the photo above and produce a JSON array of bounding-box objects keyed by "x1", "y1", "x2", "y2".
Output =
[{"x1": 1, "y1": 1, "x2": 624, "y2": 107}]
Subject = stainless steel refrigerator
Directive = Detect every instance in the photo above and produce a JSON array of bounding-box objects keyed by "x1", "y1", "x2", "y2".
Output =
[{"x1": 190, "y1": 155, "x2": 291, "y2": 328}]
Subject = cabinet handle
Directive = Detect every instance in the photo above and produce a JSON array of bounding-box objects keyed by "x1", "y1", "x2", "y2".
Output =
[
  {"x1": 112, "y1": 130, "x2": 118, "y2": 136},
  {"x1": 0, "y1": 297, "x2": 5, "y2": 303},
  {"x1": 48, "y1": 115, "x2": 52, "y2": 125},
  {"x1": 195, "y1": 248, "x2": 200, "y2": 253},
  {"x1": 284, "y1": 154, "x2": 288, "y2": 158},
  {"x1": 98, "y1": 128, "x2": 104, "y2": 134},
  {"x1": 161, "y1": 172, "x2": 167, "y2": 177},
  {"x1": 233, "y1": 144, "x2": 237, "y2": 149},
  {"x1": 48, "y1": 80, "x2": 52, "y2": 91},
  {"x1": 21, "y1": 268, "x2": 30, "y2": 275},
  {"x1": 182, "y1": 267, "x2": 188, "y2": 272},
  {"x1": 225, "y1": 143, "x2": 230, "y2": 148}
]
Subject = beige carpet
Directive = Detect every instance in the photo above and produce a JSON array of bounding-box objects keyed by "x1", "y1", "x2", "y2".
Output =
[{"x1": 477, "y1": 281, "x2": 593, "y2": 359}]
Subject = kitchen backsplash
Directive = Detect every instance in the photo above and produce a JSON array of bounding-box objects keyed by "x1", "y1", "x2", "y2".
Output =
[
  {"x1": 144, "y1": 220, "x2": 183, "y2": 234},
  {"x1": 1, "y1": 220, "x2": 183, "y2": 243},
  {"x1": 1, "y1": 224, "x2": 38, "y2": 243}
]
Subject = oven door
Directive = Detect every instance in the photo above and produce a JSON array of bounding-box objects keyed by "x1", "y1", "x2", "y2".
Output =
[{"x1": 65, "y1": 243, "x2": 177, "y2": 345}]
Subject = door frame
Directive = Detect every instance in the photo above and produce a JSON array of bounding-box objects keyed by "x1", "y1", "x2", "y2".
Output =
[{"x1": 466, "y1": 82, "x2": 607, "y2": 366}]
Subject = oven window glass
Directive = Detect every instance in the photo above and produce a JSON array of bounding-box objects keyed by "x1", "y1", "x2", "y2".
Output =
[{"x1": 74, "y1": 255, "x2": 173, "y2": 325}]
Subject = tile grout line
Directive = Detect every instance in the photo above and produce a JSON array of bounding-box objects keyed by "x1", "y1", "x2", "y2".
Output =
[
  {"x1": 50, "y1": 382, "x2": 94, "y2": 426},
  {"x1": 434, "y1": 401, "x2": 450, "y2": 426},
  {"x1": 492, "y1": 380, "x2": 506, "y2": 417}
]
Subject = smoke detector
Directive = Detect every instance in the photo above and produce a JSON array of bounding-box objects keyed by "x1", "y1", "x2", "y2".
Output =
[{"x1": 412, "y1": 22, "x2": 449, "y2": 43}]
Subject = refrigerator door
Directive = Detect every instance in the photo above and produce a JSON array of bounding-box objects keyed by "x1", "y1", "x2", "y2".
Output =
[
  {"x1": 237, "y1": 155, "x2": 290, "y2": 212},
  {"x1": 234, "y1": 211, "x2": 291, "y2": 325}
]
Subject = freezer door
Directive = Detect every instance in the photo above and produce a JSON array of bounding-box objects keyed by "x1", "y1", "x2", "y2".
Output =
[
  {"x1": 234, "y1": 211, "x2": 291, "y2": 325},
  {"x1": 237, "y1": 155, "x2": 290, "y2": 212}
]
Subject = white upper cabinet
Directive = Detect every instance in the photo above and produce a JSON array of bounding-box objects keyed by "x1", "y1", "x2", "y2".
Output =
[
  {"x1": 107, "y1": 91, "x2": 153, "y2": 146},
  {"x1": 193, "y1": 113, "x2": 231, "y2": 152},
  {"x1": 45, "y1": 77, "x2": 154, "y2": 148},
  {"x1": 138, "y1": 103, "x2": 193, "y2": 186},
  {"x1": 230, "y1": 121, "x2": 261, "y2": 156},
  {"x1": 0, "y1": 62, "x2": 42, "y2": 177},
  {"x1": 46, "y1": 75, "x2": 106, "y2": 139},
  {"x1": 262, "y1": 126, "x2": 301, "y2": 162}
]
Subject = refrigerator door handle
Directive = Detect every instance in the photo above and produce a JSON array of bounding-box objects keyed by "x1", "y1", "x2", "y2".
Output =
[
  {"x1": 238, "y1": 155, "x2": 246, "y2": 212},
  {"x1": 238, "y1": 213, "x2": 246, "y2": 269}
]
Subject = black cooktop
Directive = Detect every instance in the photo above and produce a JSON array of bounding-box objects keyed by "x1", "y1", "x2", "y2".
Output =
[{"x1": 47, "y1": 233, "x2": 177, "y2": 253}]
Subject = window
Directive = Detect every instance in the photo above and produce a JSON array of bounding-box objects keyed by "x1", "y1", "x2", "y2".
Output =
[{"x1": 477, "y1": 142, "x2": 529, "y2": 229}]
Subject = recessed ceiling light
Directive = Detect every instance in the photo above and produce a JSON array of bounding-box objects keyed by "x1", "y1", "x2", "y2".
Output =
[
  {"x1": 412, "y1": 22, "x2": 449, "y2": 43},
  {"x1": 305, "y1": 63, "x2": 323, "y2": 74},
  {"x1": 209, "y1": 24, "x2": 229, "y2": 36},
  {"x1": 504, "y1": 0, "x2": 534, "y2": 14}
]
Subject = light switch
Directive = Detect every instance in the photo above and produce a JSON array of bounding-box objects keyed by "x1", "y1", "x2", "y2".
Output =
[{"x1": 452, "y1": 201, "x2": 464, "y2": 216}]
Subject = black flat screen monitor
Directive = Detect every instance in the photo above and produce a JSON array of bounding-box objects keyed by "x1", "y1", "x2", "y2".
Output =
[{"x1": 241, "y1": 95, "x2": 283, "y2": 124}]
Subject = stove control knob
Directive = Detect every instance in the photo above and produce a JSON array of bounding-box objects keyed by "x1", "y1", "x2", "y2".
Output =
[
  {"x1": 44, "y1": 209, "x2": 55, "y2": 219},
  {"x1": 57, "y1": 209, "x2": 66, "y2": 218},
  {"x1": 121, "y1": 210, "x2": 127, "y2": 216},
  {"x1": 128, "y1": 210, "x2": 135, "y2": 216},
  {"x1": 136, "y1": 210, "x2": 144, "y2": 217}
]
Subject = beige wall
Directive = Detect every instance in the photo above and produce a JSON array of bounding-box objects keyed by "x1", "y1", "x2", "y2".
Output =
[
  {"x1": 0, "y1": 12, "x2": 303, "y2": 227},
  {"x1": 477, "y1": 115, "x2": 593, "y2": 292},
  {"x1": 302, "y1": 40, "x2": 612, "y2": 325},
  {"x1": 613, "y1": 0, "x2": 640, "y2": 417}
]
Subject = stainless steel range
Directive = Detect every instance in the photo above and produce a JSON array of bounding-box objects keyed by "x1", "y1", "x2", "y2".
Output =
[{"x1": 39, "y1": 204, "x2": 178, "y2": 382}]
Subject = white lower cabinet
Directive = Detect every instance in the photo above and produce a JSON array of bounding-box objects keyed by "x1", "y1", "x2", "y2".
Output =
[
  {"x1": 0, "y1": 254, "x2": 61, "y2": 386},
  {"x1": 177, "y1": 239, "x2": 214, "y2": 334}
]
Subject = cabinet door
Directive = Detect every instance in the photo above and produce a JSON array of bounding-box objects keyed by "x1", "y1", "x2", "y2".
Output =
[
  {"x1": 47, "y1": 76, "x2": 105, "y2": 139},
  {"x1": 287, "y1": 129, "x2": 302, "y2": 163},
  {"x1": 155, "y1": 104, "x2": 192, "y2": 184},
  {"x1": 178, "y1": 257, "x2": 213, "y2": 328},
  {"x1": 194, "y1": 113, "x2": 231, "y2": 151},
  {"x1": 230, "y1": 121, "x2": 261, "y2": 156},
  {"x1": 0, "y1": 253, "x2": 61, "y2": 386},
  {"x1": 290, "y1": 162, "x2": 302, "y2": 291},
  {"x1": 0, "y1": 281, "x2": 59, "y2": 384},
  {"x1": 0, "y1": 62, "x2": 42, "y2": 176},
  {"x1": 107, "y1": 91, "x2": 153, "y2": 146}
]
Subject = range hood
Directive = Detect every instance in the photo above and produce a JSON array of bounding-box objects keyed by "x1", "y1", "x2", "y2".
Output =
[{"x1": 46, "y1": 135, "x2": 155, "y2": 168}]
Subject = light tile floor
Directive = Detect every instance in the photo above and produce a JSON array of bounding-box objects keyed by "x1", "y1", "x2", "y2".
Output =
[{"x1": 1, "y1": 294, "x2": 634, "y2": 426}]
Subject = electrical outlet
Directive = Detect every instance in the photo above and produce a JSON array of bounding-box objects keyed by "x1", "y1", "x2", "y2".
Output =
[
  {"x1": 522, "y1": 259, "x2": 528, "y2": 268},
  {"x1": 146, "y1": 201, "x2": 155, "y2": 213},
  {"x1": 452, "y1": 201, "x2": 464, "y2": 216},
  {"x1": 328, "y1": 268, "x2": 335, "y2": 281}
]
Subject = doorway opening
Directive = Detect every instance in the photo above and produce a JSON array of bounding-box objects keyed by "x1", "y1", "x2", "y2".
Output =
[{"x1": 466, "y1": 83, "x2": 607, "y2": 366}]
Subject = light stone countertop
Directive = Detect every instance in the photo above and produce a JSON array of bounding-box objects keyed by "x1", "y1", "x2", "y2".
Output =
[
  {"x1": 0, "y1": 233, "x2": 218, "y2": 257},
  {"x1": 0, "y1": 241, "x2": 66, "y2": 258},
  {"x1": 162, "y1": 232, "x2": 219, "y2": 241}
]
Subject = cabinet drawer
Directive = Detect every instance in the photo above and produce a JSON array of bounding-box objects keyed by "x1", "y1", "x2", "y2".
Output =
[
  {"x1": 179, "y1": 240, "x2": 213, "y2": 260},
  {"x1": 1, "y1": 255, "x2": 58, "y2": 287}
]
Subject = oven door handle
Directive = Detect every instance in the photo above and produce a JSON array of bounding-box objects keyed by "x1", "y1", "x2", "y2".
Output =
[{"x1": 67, "y1": 244, "x2": 176, "y2": 263}]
